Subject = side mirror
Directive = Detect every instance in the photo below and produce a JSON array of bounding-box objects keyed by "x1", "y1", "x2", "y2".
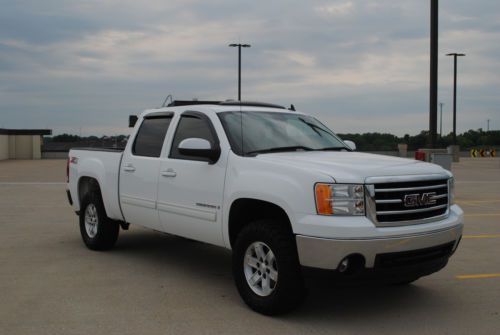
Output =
[
  {"x1": 178, "y1": 138, "x2": 221, "y2": 164},
  {"x1": 344, "y1": 140, "x2": 356, "y2": 151},
  {"x1": 129, "y1": 115, "x2": 138, "y2": 128}
]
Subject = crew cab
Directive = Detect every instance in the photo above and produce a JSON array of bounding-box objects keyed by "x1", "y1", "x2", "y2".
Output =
[{"x1": 66, "y1": 100, "x2": 464, "y2": 315}]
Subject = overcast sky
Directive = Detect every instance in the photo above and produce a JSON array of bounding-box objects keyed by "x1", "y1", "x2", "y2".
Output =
[{"x1": 0, "y1": 0, "x2": 498, "y2": 136}]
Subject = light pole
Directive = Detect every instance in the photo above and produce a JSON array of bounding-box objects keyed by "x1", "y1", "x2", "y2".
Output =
[
  {"x1": 487, "y1": 119, "x2": 490, "y2": 132},
  {"x1": 229, "y1": 43, "x2": 251, "y2": 101},
  {"x1": 429, "y1": 0, "x2": 439, "y2": 148},
  {"x1": 439, "y1": 102, "x2": 444, "y2": 138},
  {"x1": 446, "y1": 52, "x2": 465, "y2": 144}
]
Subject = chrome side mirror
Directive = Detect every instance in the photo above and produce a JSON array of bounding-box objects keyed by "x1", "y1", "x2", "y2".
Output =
[
  {"x1": 343, "y1": 140, "x2": 356, "y2": 151},
  {"x1": 178, "y1": 138, "x2": 221, "y2": 164}
]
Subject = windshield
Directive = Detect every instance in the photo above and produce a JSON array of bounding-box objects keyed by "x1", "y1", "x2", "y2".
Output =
[{"x1": 218, "y1": 111, "x2": 348, "y2": 156}]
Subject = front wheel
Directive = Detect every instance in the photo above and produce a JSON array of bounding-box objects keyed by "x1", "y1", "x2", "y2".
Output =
[
  {"x1": 232, "y1": 220, "x2": 306, "y2": 315},
  {"x1": 79, "y1": 192, "x2": 119, "y2": 251}
]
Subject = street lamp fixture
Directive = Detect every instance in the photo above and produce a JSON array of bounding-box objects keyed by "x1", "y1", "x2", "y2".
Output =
[
  {"x1": 229, "y1": 43, "x2": 251, "y2": 101},
  {"x1": 446, "y1": 52, "x2": 465, "y2": 144}
]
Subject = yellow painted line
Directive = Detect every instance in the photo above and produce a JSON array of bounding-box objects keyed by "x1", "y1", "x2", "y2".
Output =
[
  {"x1": 464, "y1": 213, "x2": 500, "y2": 217},
  {"x1": 456, "y1": 273, "x2": 500, "y2": 280},
  {"x1": 460, "y1": 203, "x2": 500, "y2": 211},
  {"x1": 456, "y1": 181, "x2": 500, "y2": 184},
  {"x1": 457, "y1": 200, "x2": 500, "y2": 204},
  {"x1": 463, "y1": 234, "x2": 500, "y2": 239}
]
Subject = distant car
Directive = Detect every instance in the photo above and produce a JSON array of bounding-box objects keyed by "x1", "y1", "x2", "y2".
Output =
[{"x1": 67, "y1": 100, "x2": 463, "y2": 315}]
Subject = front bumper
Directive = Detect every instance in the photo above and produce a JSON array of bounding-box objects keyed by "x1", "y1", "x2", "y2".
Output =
[{"x1": 296, "y1": 222, "x2": 463, "y2": 270}]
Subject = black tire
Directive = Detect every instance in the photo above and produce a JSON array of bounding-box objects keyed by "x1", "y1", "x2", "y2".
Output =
[
  {"x1": 79, "y1": 191, "x2": 119, "y2": 251},
  {"x1": 232, "y1": 219, "x2": 306, "y2": 315}
]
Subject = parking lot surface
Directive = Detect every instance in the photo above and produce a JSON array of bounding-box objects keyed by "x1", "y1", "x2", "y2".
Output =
[{"x1": 1, "y1": 158, "x2": 499, "y2": 334}]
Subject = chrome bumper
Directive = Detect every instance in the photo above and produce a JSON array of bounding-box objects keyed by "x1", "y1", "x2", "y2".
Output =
[{"x1": 296, "y1": 223, "x2": 463, "y2": 270}]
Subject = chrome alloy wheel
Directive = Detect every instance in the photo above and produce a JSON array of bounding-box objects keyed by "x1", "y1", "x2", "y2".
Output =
[
  {"x1": 84, "y1": 204, "x2": 99, "y2": 238},
  {"x1": 243, "y1": 242, "x2": 278, "y2": 296}
]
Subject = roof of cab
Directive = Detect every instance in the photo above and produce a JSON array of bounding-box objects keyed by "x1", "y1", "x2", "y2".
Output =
[
  {"x1": 167, "y1": 100, "x2": 287, "y2": 110},
  {"x1": 140, "y1": 100, "x2": 301, "y2": 117}
]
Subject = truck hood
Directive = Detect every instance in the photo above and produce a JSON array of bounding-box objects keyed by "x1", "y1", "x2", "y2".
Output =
[{"x1": 255, "y1": 151, "x2": 450, "y2": 183}]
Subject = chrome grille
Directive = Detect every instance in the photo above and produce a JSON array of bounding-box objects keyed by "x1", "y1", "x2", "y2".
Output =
[{"x1": 373, "y1": 178, "x2": 449, "y2": 225}]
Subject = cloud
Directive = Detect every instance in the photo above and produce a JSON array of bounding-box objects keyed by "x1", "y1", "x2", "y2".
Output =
[
  {"x1": 315, "y1": 1, "x2": 354, "y2": 17},
  {"x1": 0, "y1": 0, "x2": 499, "y2": 135}
]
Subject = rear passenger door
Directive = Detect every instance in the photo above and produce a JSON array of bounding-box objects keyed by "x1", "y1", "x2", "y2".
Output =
[
  {"x1": 157, "y1": 111, "x2": 227, "y2": 246},
  {"x1": 120, "y1": 112, "x2": 173, "y2": 231}
]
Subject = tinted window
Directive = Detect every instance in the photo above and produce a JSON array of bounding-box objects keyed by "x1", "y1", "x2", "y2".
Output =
[
  {"x1": 133, "y1": 117, "x2": 172, "y2": 157},
  {"x1": 170, "y1": 115, "x2": 216, "y2": 160},
  {"x1": 218, "y1": 111, "x2": 346, "y2": 156}
]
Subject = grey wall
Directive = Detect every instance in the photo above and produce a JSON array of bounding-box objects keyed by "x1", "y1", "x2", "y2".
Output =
[{"x1": 0, "y1": 135, "x2": 8, "y2": 160}]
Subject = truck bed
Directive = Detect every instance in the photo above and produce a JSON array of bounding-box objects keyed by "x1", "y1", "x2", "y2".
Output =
[
  {"x1": 71, "y1": 147, "x2": 125, "y2": 152},
  {"x1": 68, "y1": 148, "x2": 124, "y2": 221}
]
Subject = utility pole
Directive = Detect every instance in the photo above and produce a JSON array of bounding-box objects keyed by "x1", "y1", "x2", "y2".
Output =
[
  {"x1": 429, "y1": 0, "x2": 439, "y2": 148},
  {"x1": 439, "y1": 102, "x2": 444, "y2": 138},
  {"x1": 487, "y1": 119, "x2": 490, "y2": 132},
  {"x1": 229, "y1": 43, "x2": 251, "y2": 101},
  {"x1": 446, "y1": 52, "x2": 466, "y2": 144}
]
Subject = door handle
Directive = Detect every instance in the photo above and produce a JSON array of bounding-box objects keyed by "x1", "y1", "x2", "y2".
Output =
[
  {"x1": 123, "y1": 164, "x2": 136, "y2": 172},
  {"x1": 161, "y1": 169, "x2": 177, "y2": 177}
]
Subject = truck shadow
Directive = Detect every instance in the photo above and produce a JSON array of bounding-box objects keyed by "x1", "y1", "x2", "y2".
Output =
[
  {"x1": 112, "y1": 229, "x2": 453, "y2": 320},
  {"x1": 113, "y1": 229, "x2": 233, "y2": 279}
]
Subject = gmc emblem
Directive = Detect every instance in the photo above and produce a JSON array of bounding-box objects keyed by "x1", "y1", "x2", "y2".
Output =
[{"x1": 403, "y1": 192, "x2": 437, "y2": 208}]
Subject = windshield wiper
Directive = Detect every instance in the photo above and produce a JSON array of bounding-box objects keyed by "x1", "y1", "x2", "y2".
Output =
[
  {"x1": 245, "y1": 146, "x2": 314, "y2": 156},
  {"x1": 298, "y1": 117, "x2": 333, "y2": 137}
]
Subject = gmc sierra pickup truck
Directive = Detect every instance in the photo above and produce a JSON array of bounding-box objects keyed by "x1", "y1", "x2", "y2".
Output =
[{"x1": 67, "y1": 100, "x2": 463, "y2": 315}]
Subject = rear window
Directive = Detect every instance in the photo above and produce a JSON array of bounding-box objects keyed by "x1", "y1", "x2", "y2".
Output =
[{"x1": 132, "y1": 117, "x2": 172, "y2": 157}]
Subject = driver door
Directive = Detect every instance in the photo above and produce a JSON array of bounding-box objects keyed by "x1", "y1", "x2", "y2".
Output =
[{"x1": 157, "y1": 112, "x2": 227, "y2": 246}]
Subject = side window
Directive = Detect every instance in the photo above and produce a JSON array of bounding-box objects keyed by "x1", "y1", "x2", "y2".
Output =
[
  {"x1": 132, "y1": 117, "x2": 172, "y2": 157},
  {"x1": 170, "y1": 114, "x2": 216, "y2": 160}
]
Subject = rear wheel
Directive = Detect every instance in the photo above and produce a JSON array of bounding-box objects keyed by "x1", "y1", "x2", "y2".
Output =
[
  {"x1": 232, "y1": 220, "x2": 306, "y2": 315},
  {"x1": 79, "y1": 192, "x2": 119, "y2": 250}
]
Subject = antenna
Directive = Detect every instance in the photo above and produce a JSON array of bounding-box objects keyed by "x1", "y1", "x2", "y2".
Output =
[
  {"x1": 240, "y1": 102, "x2": 244, "y2": 156},
  {"x1": 161, "y1": 94, "x2": 173, "y2": 107}
]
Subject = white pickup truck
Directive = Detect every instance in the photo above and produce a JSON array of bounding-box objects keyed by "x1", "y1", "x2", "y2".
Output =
[{"x1": 67, "y1": 100, "x2": 463, "y2": 315}]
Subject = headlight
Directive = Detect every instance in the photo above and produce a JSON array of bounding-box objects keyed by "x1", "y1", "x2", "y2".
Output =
[
  {"x1": 448, "y1": 177, "x2": 455, "y2": 205},
  {"x1": 315, "y1": 183, "x2": 365, "y2": 216}
]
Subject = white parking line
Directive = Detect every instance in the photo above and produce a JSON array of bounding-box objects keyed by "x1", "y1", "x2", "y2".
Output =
[{"x1": 0, "y1": 182, "x2": 66, "y2": 185}]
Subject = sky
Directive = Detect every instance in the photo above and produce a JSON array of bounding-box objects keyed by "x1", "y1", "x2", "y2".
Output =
[{"x1": 0, "y1": 0, "x2": 499, "y2": 136}]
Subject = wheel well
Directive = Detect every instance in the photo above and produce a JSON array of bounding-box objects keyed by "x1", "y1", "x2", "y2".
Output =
[
  {"x1": 78, "y1": 177, "x2": 102, "y2": 205},
  {"x1": 228, "y1": 198, "x2": 292, "y2": 247},
  {"x1": 77, "y1": 176, "x2": 128, "y2": 230}
]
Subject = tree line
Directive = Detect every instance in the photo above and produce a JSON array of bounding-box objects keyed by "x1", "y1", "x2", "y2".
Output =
[
  {"x1": 46, "y1": 134, "x2": 129, "y2": 143},
  {"x1": 338, "y1": 129, "x2": 500, "y2": 151},
  {"x1": 46, "y1": 129, "x2": 500, "y2": 151}
]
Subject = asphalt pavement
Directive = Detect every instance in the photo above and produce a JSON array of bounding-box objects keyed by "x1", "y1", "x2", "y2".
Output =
[{"x1": 0, "y1": 158, "x2": 499, "y2": 335}]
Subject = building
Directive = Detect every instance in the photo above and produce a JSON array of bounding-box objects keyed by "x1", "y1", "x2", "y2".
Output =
[{"x1": 0, "y1": 129, "x2": 52, "y2": 160}]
